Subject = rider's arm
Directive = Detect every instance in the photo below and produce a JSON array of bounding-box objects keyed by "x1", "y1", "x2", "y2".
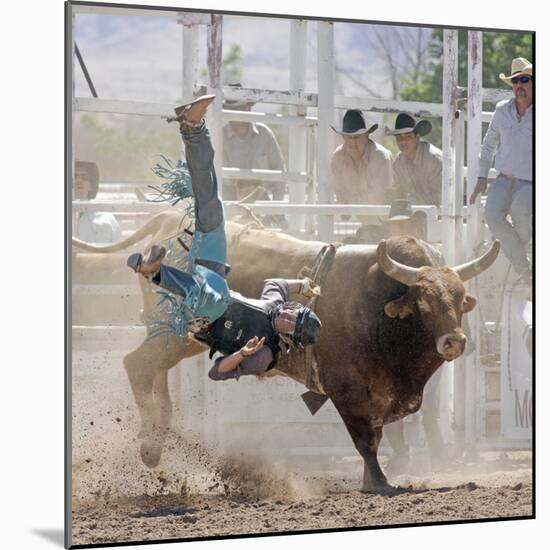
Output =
[
  {"x1": 286, "y1": 279, "x2": 306, "y2": 295},
  {"x1": 262, "y1": 278, "x2": 318, "y2": 301},
  {"x1": 208, "y1": 346, "x2": 273, "y2": 380}
]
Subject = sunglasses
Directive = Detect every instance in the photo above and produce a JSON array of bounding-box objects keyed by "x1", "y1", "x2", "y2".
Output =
[{"x1": 511, "y1": 75, "x2": 532, "y2": 84}]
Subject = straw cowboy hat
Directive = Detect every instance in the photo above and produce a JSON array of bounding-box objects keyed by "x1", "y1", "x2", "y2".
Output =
[
  {"x1": 349, "y1": 200, "x2": 427, "y2": 244},
  {"x1": 386, "y1": 112, "x2": 432, "y2": 137},
  {"x1": 499, "y1": 57, "x2": 533, "y2": 86},
  {"x1": 331, "y1": 110, "x2": 378, "y2": 136},
  {"x1": 223, "y1": 83, "x2": 256, "y2": 110},
  {"x1": 386, "y1": 199, "x2": 415, "y2": 221},
  {"x1": 382, "y1": 199, "x2": 428, "y2": 240}
]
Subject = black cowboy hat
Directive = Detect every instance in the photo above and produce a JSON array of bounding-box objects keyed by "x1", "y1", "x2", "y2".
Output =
[
  {"x1": 386, "y1": 112, "x2": 432, "y2": 137},
  {"x1": 331, "y1": 110, "x2": 378, "y2": 136}
]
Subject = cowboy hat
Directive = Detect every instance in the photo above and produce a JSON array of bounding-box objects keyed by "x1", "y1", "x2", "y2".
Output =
[
  {"x1": 331, "y1": 110, "x2": 378, "y2": 136},
  {"x1": 499, "y1": 57, "x2": 533, "y2": 86},
  {"x1": 223, "y1": 83, "x2": 256, "y2": 110},
  {"x1": 386, "y1": 112, "x2": 432, "y2": 137},
  {"x1": 386, "y1": 199, "x2": 415, "y2": 221},
  {"x1": 382, "y1": 200, "x2": 428, "y2": 240}
]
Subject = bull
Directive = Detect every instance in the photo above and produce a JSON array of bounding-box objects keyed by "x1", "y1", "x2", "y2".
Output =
[{"x1": 72, "y1": 211, "x2": 498, "y2": 493}]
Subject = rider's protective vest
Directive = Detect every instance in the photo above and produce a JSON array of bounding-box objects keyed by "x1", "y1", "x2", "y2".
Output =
[{"x1": 200, "y1": 293, "x2": 281, "y2": 370}]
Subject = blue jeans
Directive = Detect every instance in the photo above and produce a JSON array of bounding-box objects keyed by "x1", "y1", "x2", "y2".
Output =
[
  {"x1": 485, "y1": 174, "x2": 532, "y2": 274},
  {"x1": 183, "y1": 125, "x2": 225, "y2": 236},
  {"x1": 153, "y1": 125, "x2": 230, "y2": 324}
]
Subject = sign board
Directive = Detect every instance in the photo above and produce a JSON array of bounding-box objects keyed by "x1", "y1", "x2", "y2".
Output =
[{"x1": 500, "y1": 291, "x2": 532, "y2": 439}]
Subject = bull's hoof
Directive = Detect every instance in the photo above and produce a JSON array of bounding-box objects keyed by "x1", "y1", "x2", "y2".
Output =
[
  {"x1": 140, "y1": 441, "x2": 163, "y2": 468},
  {"x1": 360, "y1": 483, "x2": 403, "y2": 496}
]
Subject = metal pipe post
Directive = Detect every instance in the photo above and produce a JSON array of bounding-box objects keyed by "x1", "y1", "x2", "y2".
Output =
[
  {"x1": 440, "y1": 29, "x2": 459, "y2": 445},
  {"x1": 316, "y1": 21, "x2": 335, "y2": 241},
  {"x1": 442, "y1": 29, "x2": 458, "y2": 266},
  {"x1": 464, "y1": 30, "x2": 484, "y2": 448},
  {"x1": 467, "y1": 31, "x2": 483, "y2": 251},
  {"x1": 454, "y1": 109, "x2": 465, "y2": 263},
  {"x1": 207, "y1": 14, "x2": 223, "y2": 196},
  {"x1": 181, "y1": 17, "x2": 199, "y2": 103},
  {"x1": 288, "y1": 19, "x2": 308, "y2": 234}
]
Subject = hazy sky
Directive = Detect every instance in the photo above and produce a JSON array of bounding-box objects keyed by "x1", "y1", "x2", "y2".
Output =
[{"x1": 74, "y1": 10, "x2": 433, "y2": 106}]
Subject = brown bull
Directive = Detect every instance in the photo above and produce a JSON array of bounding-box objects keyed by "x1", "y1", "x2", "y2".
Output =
[{"x1": 72, "y1": 214, "x2": 498, "y2": 493}]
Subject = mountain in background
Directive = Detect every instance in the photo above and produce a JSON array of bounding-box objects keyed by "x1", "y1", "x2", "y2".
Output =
[
  {"x1": 75, "y1": 12, "x2": 432, "y2": 102},
  {"x1": 72, "y1": 11, "x2": 433, "y2": 178}
]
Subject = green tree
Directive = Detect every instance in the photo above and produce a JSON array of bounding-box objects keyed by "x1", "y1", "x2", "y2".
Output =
[
  {"x1": 200, "y1": 43, "x2": 243, "y2": 85},
  {"x1": 399, "y1": 30, "x2": 533, "y2": 147},
  {"x1": 221, "y1": 43, "x2": 243, "y2": 85}
]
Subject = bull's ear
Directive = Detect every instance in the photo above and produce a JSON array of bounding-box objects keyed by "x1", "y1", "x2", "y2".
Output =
[
  {"x1": 384, "y1": 296, "x2": 414, "y2": 319},
  {"x1": 463, "y1": 295, "x2": 477, "y2": 313}
]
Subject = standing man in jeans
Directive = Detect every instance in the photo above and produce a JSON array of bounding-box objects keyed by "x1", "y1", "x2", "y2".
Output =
[{"x1": 469, "y1": 57, "x2": 533, "y2": 281}]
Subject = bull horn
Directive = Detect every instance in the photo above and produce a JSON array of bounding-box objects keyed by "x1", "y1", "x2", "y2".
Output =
[
  {"x1": 453, "y1": 240, "x2": 500, "y2": 282},
  {"x1": 377, "y1": 240, "x2": 420, "y2": 287}
]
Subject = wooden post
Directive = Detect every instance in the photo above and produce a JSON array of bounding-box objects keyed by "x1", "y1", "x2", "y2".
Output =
[
  {"x1": 454, "y1": 108, "x2": 465, "y2": 263},
  {"x1": 181, "y1": 18, "x2": 199, "y2": 103},
  {"x1": 316, "y1": 21, "x2": 335, "y2": 241},
  {"x1": 288, "y1": 19, "x2": 308, "y2": 235},
  {"x1": 201, "y1": 13, "x2": 223, "y2": 442},
  {"x1": 467, "y1": 31, "x2": 483, "y2": 251},
  {"x1": 464, "y1": 30, "x2": 484, "y2": 449},
  {"x1": 452, "y1": 108, "x2": 466, "y2": 452},
  {"x1": 442, "y1": 29, "x2": 458, "y2": 266},
  {"x1": 176, "y1": 16, "x2": 200, "y2": 417},
  {"x1": 440, "y1": 29, "x2": 459, "y2": 445},
  {"x1": 207, "y1": 14, "x2": 223, "y2": 197}
]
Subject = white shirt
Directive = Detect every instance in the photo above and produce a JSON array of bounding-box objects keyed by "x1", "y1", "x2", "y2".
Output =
[
  {"x1": 223, "y1": 122, "x2": 285, "y2": 171},
  {"x1": 478, "y1": 97, "x2": 533, "y2": 181},
  {"x1": 331, "y1": 139, "x2": 393, "y2": 204},
  {"x1": 222, "y1": 122, "x2": 286, "y2": 199},
  {"x1": 76, "y1": 211, "x2": 122, "y2": 244}
]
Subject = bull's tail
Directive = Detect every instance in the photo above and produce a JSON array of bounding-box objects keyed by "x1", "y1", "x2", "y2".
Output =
[{"x1": 71, "y1": 211, "x2": 172, "y2": 253}]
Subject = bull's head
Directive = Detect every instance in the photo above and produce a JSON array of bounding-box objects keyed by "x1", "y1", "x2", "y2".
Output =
[{"x1": 378, "y1": 240, "x2": 500, "y2": 361}]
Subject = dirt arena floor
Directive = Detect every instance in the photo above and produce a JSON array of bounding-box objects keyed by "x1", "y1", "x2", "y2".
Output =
[{"x1": 70, "y1": 347, "x2": 533, "y2": 547}]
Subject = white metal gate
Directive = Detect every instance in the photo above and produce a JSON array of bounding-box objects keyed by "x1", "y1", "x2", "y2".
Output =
[{"x1": 68, "y1": 5, "x2": 532, "y2": 462}]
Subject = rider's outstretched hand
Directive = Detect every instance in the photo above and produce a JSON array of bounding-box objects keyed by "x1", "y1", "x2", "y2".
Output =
[{"x1": 241, "y1": 336, "x2": 266, "y2": 357}]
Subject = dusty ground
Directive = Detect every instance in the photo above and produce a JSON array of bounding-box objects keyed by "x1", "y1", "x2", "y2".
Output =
[
  {"x1": 70, "y1": 347, "x2": 533, "y2": 547},
  {"x1": 72, "y1": 458, "x2": 532, "y2": 546}
]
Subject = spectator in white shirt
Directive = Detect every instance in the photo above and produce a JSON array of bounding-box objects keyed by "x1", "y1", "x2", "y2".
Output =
[
  {"x1": 74, "y1": 160, "x2": 122, "y2": 244},
  {"x1": 222, "y1": 85, "x2": 286, "y2": 202},
  {"x1": 469, "y1": 57, "x2": 533, "y2": 280}
]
